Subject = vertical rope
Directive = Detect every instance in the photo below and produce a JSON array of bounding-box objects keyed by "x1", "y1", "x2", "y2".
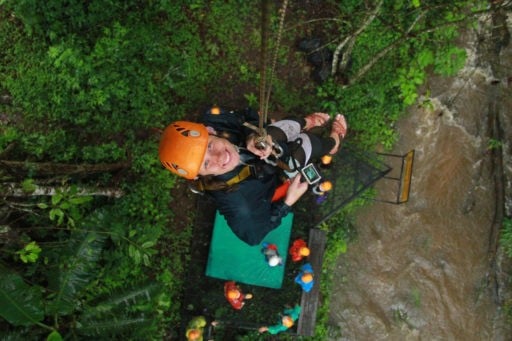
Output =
[
  {"x1": 256, "y1": 0, "x2": 289, "y2": 149},
  {"x1": 259, "y1": 0, "x2": 271, "y2": 135},
  {"x1": 264, "y1": 0, "x2": 289, "y2": 118}
]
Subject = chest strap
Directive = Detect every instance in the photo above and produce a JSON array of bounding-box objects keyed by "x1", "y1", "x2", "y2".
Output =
[
  {"x1": 193, "y1": 165, "x2": 253, "y2": 193},
  {"x1": 225, "y1": 165, "x2": 252, "y2": 186}
]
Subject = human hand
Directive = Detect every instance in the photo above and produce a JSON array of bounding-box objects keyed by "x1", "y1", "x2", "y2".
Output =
[
  {"x1": 258, "y1": 326, "x2": 268, "y2": 333},
  {"x1": 284, "y1": 174, "x2": 309, "y2": 206},
  {"x1": 246, "y1": 133, "x2": 273, "y2": 159}
]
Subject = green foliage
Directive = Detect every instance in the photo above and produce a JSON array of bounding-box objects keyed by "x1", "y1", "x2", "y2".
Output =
[
  {"x1": 505, "y1": 299, "x2": 512, "y2": 322},
  {"x1": 37, "y1": 185, "x2": 93, "y2": 228},
  {"x1": 500, "y1": 218, "x2": 512, "y2": 258},
  {"x1": 46, "y1": 227, "x2": 107, "y2": 316},
  {"x1": 317, "y1": 0, "x2": 473, "y2": 150},
  {"x1": 0, "y1": 270, "x2": 45, "y2": 327},
  {"x1": 2, "y1": 3, "x2": 177, "y2": 163},
  {"x1": 318, "y1": 77, "x2": 401, "y2": 150},
  {"x1": 77, "y1": 284, "x2": 162, "y2": 338},
  {"x1": 487, "y1": 138, "x2": 503, "y2": 150},
  {"x1": 0, "y1": 126, "x2": 19, "y2": 152},
  {"x1": 16, "y1": 241, "x2": 42, "y2": 263},
  {"x1": 0, "y1": 209, "x2": 167, "y2": 338},
  {"x1": 434, "y1": 46, "x2": 467, "y2": 76},
  {"x1": 21, "y1": 178, "x2": 37, "y2": 193},
  {"x1": 244, "y1": 92, "x2": 259, "y2": 108},
  {"x1": 47, "y1": 330, "x2": 63, "y2": 341}
]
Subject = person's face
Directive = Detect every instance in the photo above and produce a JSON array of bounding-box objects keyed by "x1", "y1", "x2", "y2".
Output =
[{"x1": 198, "y1": 135, "x2": 240, "y2": 176}]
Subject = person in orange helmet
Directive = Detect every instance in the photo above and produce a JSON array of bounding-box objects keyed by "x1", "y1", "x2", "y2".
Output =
[
  {"x1": 159, "y1": 107, "x2": 347, "y2": 246},
  {"x1": 294, "y1": 262, "x2": 315, "y2": 292},
  {"x1": 258, "y1": 304, "x2": 301, "y2": 335},
  {"x1": 224, "y1": 281, "x2": 253, "y2": 310},
  {"x1": 185, "y1": 315, "x2": 218, "y2": 341},
  {"x1": 289, "y1": 238, "x2": 310, "y2": 262}
]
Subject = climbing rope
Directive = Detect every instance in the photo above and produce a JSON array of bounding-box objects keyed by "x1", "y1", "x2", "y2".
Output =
[
  {"x1": 258, "y1": 0, "x2": 270, "y2": 137},
  {"x1": 263, "y1": 0, "x2": 289, "y2": 120},
  {"x1": 254, "y1": 0, "x2": 289, "y2": 150}
]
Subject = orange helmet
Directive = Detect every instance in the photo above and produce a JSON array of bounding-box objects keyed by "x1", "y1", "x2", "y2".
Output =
[
  {"x1": 320, "y1": 180, "x2": 333, "y2": 192},
  {"x1": 282, "y1": 316, "x2": 294, "y2": 328},
  {"x1": 321, "y1": 154, "x2": 333, "y2": 165},
  {"x1": 299, "y1": 246, "x2": 310, "y2": 257},
  {"x1": 186, "y1": 328, "x2": 201, "y2": 340},
  {"x1": 227, "y1": 289, "x2": 241, "y2": 300},
  {"x1": 159, "y1": 121, "x2": 209, "y2": 179},
  {"x1": 301, "y1": 273, "x2": 313, "y2": 283}
]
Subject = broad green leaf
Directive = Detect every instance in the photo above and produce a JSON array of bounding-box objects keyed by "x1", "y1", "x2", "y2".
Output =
[
  {"x1": 27, "y1": 253, "x2": 38, "y2": 262},
  {"x1": 57, "y1": 213, "x2": 64, "y2": 226},
  {"x1": 52, "y1": 193, "x2": 63, "y2": 205},
  {"x1": 25, "y1": 241, "x2": 42, "y2": 253},
  {"x1": 133, "y1": 249, "x2": 141, "y2": 265},
  {"x1": 0, "y1": 272, "x2": 44, "y2": 326},
  {"x1": 47, "y1": 330, "x2": 63, "y2": 341},
  {"x1": 141, "y1": 241, "x2": 155, "y2": 249},
  {"x1": 49, "y1": 208, "x2": 57, "y2": 221}
]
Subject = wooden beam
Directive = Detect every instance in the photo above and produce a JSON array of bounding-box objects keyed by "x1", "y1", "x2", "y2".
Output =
[
  {"x1": 398, "y1": 150, "x2": 415, "y2": 203},
  {"x1": 297, "y1": 228, "x2": 327, "y2": 336}
]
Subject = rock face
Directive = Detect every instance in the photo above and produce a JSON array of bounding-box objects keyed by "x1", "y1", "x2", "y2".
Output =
[{"x1": 328, "y1": 11, "x2": 512, "y2": 341}]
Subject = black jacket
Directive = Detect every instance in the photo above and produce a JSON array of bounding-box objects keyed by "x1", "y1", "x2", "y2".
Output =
[{"x1": 201, "y1": 108, "x2": 291, "y2": 246}]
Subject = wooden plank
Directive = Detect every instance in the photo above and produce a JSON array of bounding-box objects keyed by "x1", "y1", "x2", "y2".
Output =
[
  {"x1": 399, "y1": 150, "x2": 415, "y2": 203},
  {"x1": 296, "y1": 228, "x2": 327, "y2": 336}
]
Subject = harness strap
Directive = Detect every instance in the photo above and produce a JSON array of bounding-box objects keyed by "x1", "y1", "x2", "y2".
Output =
[
  {"x1": 225, "y1": 165, "x2": 252, "y2": 186},
  {"x1": 193, "y1": 165, "x2": 253, "y2": 192}
]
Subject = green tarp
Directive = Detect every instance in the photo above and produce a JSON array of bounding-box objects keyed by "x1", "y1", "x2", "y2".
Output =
[{"x1": 205, "y1": 211, "x2": 293, "y2": 289}]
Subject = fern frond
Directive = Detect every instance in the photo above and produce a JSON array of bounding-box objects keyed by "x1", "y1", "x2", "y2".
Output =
[
  {"x1": 76, "y1": 316, "x2": 153, "y2": 337},
  {"x1": 46, "y1": 229, "x2": 107, "y2": 316},
  {"x1": 0, "y1": 271, "x2": 45, "y2": 327},
  {"x1": 83, "y1": 283, "x2": 160, "y2": 317}
]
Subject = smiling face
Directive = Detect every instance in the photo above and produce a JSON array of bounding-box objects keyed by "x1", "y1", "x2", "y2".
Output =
[{"x1": 198, "y1": 135, "x2": 240, "y2": 176}]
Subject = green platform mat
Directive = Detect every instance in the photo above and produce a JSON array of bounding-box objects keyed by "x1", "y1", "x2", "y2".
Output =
[{"x1": 205, "y1": 211, "x2": 293, "y2": 289}]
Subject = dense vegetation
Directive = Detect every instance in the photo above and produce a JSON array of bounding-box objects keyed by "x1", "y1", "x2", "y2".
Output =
[{"x1": 0, "y1": 0, "x2": 490, "y2": 339}]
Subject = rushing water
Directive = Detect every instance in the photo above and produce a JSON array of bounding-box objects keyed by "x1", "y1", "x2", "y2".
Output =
[{"x1": 328, "y1": 14, "x2": 512, "y2": 341}]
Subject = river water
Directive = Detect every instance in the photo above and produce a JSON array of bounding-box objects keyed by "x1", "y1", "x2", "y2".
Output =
[{"x1": 328, "y1": 12, "x2": 512, "y2": 341}]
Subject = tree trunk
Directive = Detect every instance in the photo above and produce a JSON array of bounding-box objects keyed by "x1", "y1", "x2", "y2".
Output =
[
  {"x1": 3, "y1": 183, "x2": 124, "y2": 198},
  {"x1": 0, "y1": 160, "x2": 130, "y2": 177}
]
